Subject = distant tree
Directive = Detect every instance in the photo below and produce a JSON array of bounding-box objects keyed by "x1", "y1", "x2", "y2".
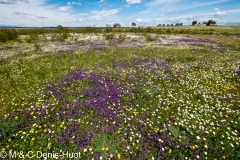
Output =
[
  {"x1": 203, "y1": 21, "x2": 206, "y2": 25},
  {"x1": 167, "y1": 24, "x2": 169, "y2": 26},
  {"x1": 113, "y1": 23, "x2": 121, "y2": 28},
  {"x1": 163, "y1": 24, "x2": 165, "y2": 26},
  {"x1": 192, "y1": 21, "x2": 197, "y2": 26},
  {"x1": 206, "y1": 20, "x2": 216, "y2": 26},
  {"x1": 57, "y1": 25, "x2": 63, "y2": 30},
  {"x1": 157, "y1": 24, "x2": 161, "y2": 27},
  {"x1": 175, "y1": 23, "x2": 179, "y2": 26},
  {"x1": 106, "y1": 24, "x2": 111, "y2": 28},
  {"x1": 180, "y1": 23, "x2": 183, "y2": 26},
  {"x1": 132, "y1": 22, "x2": 136, "y2": 27},
  {"x1": 170, "y1": 24, "x2": 174, "y2": 26}
]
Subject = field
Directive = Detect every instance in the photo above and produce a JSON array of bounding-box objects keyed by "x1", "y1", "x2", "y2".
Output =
[{"x1": 0, "y1": 26, "x2": 240, "y2": 159}]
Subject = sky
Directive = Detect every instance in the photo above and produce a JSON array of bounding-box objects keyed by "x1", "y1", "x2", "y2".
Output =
[{"x1": 0, "y1": 0, "x2": 240, "y2": 27}]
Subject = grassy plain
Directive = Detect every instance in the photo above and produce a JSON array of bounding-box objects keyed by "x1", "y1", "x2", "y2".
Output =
[{"x1": 0, "y1": 26, "x2": 240, "y2": 159}]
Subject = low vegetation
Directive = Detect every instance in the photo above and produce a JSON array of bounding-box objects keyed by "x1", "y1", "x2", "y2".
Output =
[{"x1": 0, "y1": 27, "x2": 239, "y2": 159}]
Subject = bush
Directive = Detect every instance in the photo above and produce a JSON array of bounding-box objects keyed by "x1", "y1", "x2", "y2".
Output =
[
  {"x1": 0, "y1": 121, "x2": 17, "y2": 140},
  {"x1": 118, "y1": 33, "x2": 126, "y2": 42},
  {"x1": 57, "y1": 25, "x2": 63, "y2": 30},
  {"x1": 104, "y1": 33, "x2": 115, "y2": 40},
  {"x1": 34, "y1": 42, "x2": 42, "y2": 53},
  {"x1": 144, "y1": 27, "x2": 154, "y2": 33},
  {"x1": 0, "y1": 29, "x2": 18, "y2": 42},
  {"x1": 18, "y1": 28, "x2": 51, "y2": 35},
  {"x1": 144, "y1": 34, "x2": 157, "y2": 42},
  {"x1": 24, "y1": 34, "x2": 38, "y2": 43},
  {"x1": 54, "y1": 28, "x2": 70, "y2": 42},
  {"x1": 84, "y1": 27, "x2": 97, "y2": 33}
]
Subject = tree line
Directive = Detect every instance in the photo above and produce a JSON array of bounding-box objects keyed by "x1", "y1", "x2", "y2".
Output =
[{"x1": 192, "y1": 20, "x2": 216, "y2": 26}]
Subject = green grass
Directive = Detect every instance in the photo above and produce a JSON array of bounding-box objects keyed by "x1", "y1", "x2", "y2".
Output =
[{"x1": 0, "y1": 28, "x2": 240, "y2": 159}]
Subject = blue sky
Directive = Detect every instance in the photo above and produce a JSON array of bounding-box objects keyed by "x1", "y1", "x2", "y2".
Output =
[{"x1": 1, "y1": 0, "x2": 240, "y2": 27}]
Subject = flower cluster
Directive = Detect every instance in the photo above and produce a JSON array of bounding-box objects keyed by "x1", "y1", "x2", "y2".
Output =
[{"x1": 0, "y1": 32, "x2": 239, "y2": 159}]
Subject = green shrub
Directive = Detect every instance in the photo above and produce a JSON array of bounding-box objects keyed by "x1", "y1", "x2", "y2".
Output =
[
  {"x1": 144, "y1": 27, "x2": 154, "y2": 33},
  {"x1": 145, "y1": 34, "x2": 157, "y2": 42},
  {"x1": 54, "y1": 28, "x2": 70, "y2": 41},
  {"x1": 104, "y1": 33, "x2": 115, "y2": 40},
  {"x1": 84, "y1": 27, "x2": 97, "y2": 33},
  {"x1": 34, "y1": 42, "x2": 42, "y2": 52},
  {"x1": 0, "y1": 29, "x2": 18, "y2": 42},
  {"x1": 24, "y1": 34, "x2": 38, "y2": 43},
  {"x1": 166, "y1": 28, "x2": 171, "y2": 34},
  {"x1": 118, "y1": 33, "x2": 126, "y2": 42},
  {"x1": 18, "y1": 28, "x2": 52, "y2": 35},
  {"x1": 0, "y1": 121, "x2": 17, "y2": 140},
  {"x1": 0, "y1": 32, "x2": 8, "y2": 42}
]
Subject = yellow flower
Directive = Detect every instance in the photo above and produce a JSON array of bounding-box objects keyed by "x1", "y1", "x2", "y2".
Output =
[
  {"x1": 1, "y1": 148, "x2": 5, "y2": 151},
  {"x1": 31, "y1": 112, "x2": 34, "y2": 115},
  {"x1": 51, "y1": 124, "x2": 55, "y2": 128},
  {"x1": 190, "y1": 145, "x2": 195, "y2": 150},
  {"x1": 44, "y1": 129, "x2": 47, "y2": 132},
  {"x1": 169, "y1": 149, "x2": 172, "y2": 154},
  {"x1": 102, "y1": 147, "x2": 105, "y2": 151},
  {"x1": 222, "y1": 155, "x2": 226, "y2": 159},
  {"x1": 48, "y1": 143, "x2": 51, "y2": 148},
  {"x1": 33, "y1": 116, "x2": 37, "y2": 120},
  {"x1": 117, "y1": 153, "x2": 121, "y2": 159},
  {"x1": 32, "y1": 138, "x2": 35, "y2": 141},
  {"x1": 38, "y1": 126, "x2": 41, "y2": 129},
  {"x1": 105, "y1": 148, "x2": 109, "y2": 151},
  {"x1": 8, "y1": 139, "x2": 11, "y2": 142},
  {"x1": 60, "y1": 124, "x2": 63, "y2": 128}
]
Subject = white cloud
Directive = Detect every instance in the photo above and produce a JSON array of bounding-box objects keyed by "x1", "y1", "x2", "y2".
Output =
[
  {"x1": 75, "y1": 8, "x2": 121, "y2": 21},
  {"x1": 60, "y1": 7, "x2": 71, "y2": 12},
  {"x1": 0, "y1": 0, "x2": 28, "y2": 4},
  {"x1": 89, "y1": 8, "x2": 121, "y2": 17},
  {"x1": 98, "y1": 0, "x2": 104, "y2": 3},
  {"x1": 215, "y1": 11, "x2": 226, "y2": 16},
  {"x1": 213, "y1": 8, "x2": 226, "y2": 16},
  {"x1": 126, "y1": 0, "x2": 142, "y2": 4},
  {"x1": 0, "y1": 0, "x2": 239, "y2": 27},
  {"x1": 225, "y1": 8, "x2": 240, "y2": 14},
  {"x1": 146, "y1": 0, "x2": 180, "y2": 7},
  {"x1": 0, "y1": 0, "x2": 75, "y2": 27},
  {"x1": 36, "y1": 16, "x2": 48, "y2": 18},
  {"x1": 67, "y1": 1, "x2": 81, "y2": 5},
  {"x1": 14, "y1": 12, "x2": 21, "y2": 14}
]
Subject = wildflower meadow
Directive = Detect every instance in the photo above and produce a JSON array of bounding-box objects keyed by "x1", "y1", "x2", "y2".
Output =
[{"x1": 0, "y1": 27, "x2": 240, "y2": 159}]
